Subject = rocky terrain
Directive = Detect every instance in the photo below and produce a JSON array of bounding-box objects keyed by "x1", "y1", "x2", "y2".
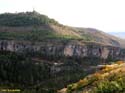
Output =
[
  {"x1": 0, "y1": 40, "x2": 125, "y2": 63},
  {"x1": 0, "y1": 12, "x2": 125, "y2": 64}
]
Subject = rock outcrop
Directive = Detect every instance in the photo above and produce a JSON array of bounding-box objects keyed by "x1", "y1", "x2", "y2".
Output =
[{"x1": 0, "y1": 40, "x2": 125, "y2": 61}]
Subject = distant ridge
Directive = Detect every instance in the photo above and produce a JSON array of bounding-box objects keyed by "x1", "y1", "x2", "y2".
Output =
[{"x1": 108, "y1": 32, "x2": 125, "y2": 39}]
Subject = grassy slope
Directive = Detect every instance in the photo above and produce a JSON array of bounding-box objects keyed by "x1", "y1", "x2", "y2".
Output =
[
  {"x1": 0, "y1": 11, "x2": 82, "y2": 41},
  {"x1": 0, "y1": 11, "x2": 125, "y2": 48},
  {"x1": 73, "y1": 27, "x2": 125, "y2": 48},
  {"x1": 0, "y1": 25, "x2": 82, "y2": 41},
  {"x1": 61, "y1": 61, "x2": 125, "y2": 93}
]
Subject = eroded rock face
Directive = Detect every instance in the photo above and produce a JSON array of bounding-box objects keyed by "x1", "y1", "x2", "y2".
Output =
[
  {"x1": 64, "y1": 45, "x2": 75, "y2": 56},
  {"x1": 0, "y1": 40, "x2": 125, "y2": 61},
  {"x1": 101, "y1": 48, "x2": 109, "y2": 59}
]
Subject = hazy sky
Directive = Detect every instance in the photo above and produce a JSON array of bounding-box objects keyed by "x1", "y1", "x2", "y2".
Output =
[{"x1": 0, "y1": 0, "x2": 125, "y2": 32}]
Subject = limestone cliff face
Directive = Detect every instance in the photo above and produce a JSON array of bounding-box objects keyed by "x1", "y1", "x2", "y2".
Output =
[{"x1": 0, "y1": 40, "x2": 125, "y2": 61}]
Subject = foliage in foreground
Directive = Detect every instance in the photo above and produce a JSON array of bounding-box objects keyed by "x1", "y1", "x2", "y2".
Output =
[{"x1": 66, "y1": 61, "x2": 125, "y2": 93}]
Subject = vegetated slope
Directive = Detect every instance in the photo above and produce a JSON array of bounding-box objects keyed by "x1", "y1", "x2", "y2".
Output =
[
  {"x1": 73, "y1": 27, "x2": 125, "y2": 48},
  {"x1": 0, "y1": 11, "x2": 81, "y2": 41},
  {"x1": 0, "y1": 11, "x2": 125, "y2": 48},
  {"x1": 0, "y1": 11, "x2": 58, "y2": 26},
  {"x1": 59, "y1": 61, "x2": 125, "y2": 93}
]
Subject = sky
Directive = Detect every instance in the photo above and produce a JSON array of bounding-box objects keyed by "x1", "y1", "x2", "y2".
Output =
[{"x1": 0, "y1": 0, "x2": 125, "y2": 32}]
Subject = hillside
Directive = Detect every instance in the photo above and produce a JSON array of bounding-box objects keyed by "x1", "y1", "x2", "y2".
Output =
[
  {"x1": 0, "y1": 11, "x2": 81, "y2": 41},
  {"x1": 0, "y1": 11, "x2": 125, "y2": 93},
  {"x1": 59, "y1": 61, "x2": 125, "y2": 93},
  {"x1": 73, "y1": 27, "x2": 125, "y2": 48},
  {"x1": 0, "y1": 11, "x2": 125, "y2": 48},
  {"x1": 0, "y1": 11, "x2": 59, "y2": 26}
]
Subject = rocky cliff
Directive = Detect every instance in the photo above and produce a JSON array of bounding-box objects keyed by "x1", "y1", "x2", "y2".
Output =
[{"x1": 1, "y1": 40, "x2": 125, "y2": 62}]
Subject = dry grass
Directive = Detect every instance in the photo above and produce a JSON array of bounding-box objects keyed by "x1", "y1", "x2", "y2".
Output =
[{"x1": 61, "y1": 61, "x2": 125, "y2": 93}]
